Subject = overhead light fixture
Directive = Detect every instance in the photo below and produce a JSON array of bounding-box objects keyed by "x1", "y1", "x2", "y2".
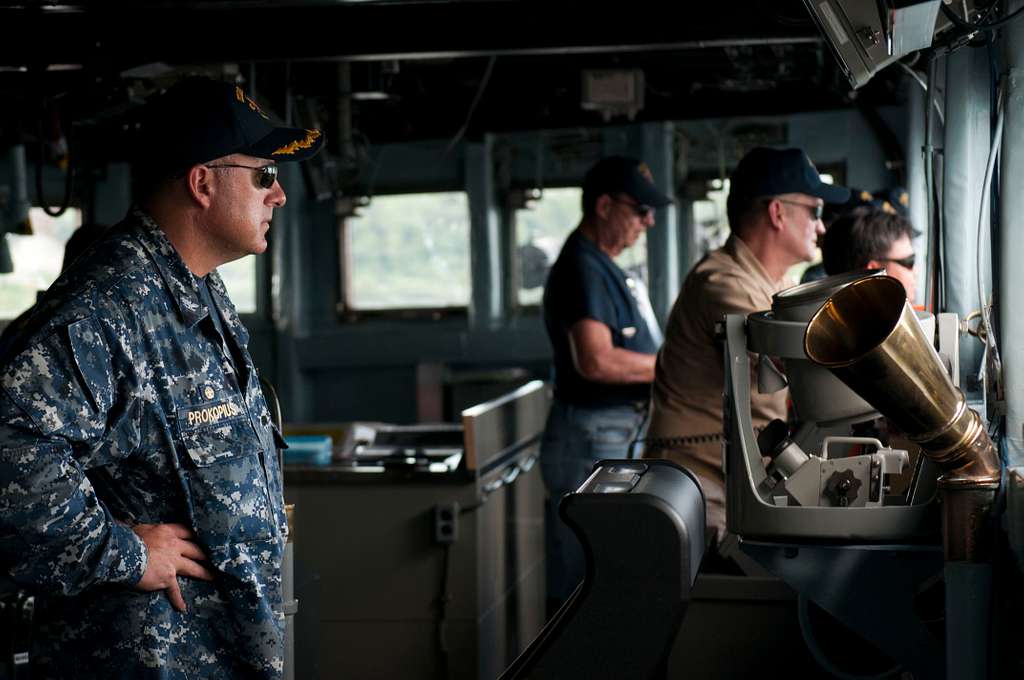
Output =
[
  {"x1": 581, "y1": 69, "x2": 644, "y2": 122},
  {"x1": 351, "y1": 91, "x2": 391, "y2": 101},
  {"x1": 120, "y1": 62, "x2": 176, "y2": 79}
]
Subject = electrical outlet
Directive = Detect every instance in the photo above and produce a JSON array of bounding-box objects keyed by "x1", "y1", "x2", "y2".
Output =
[{"x1": 434, "y1": 502, "x2": 459, "y2": 544}]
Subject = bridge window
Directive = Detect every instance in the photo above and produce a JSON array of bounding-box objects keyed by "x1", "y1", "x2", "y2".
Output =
[
  {"x1": 340, "y1": 191, "x2": 471, "y2": 313},
  {"x1": 217, "y1": 255, "x2": 257, "y2": 314},
  {"x1": 0, "y1": 208, "x2": 257, "y2": 321},
  {"x1": 0, "y1": 207, "x2": 81, "y2": 320},
  {"x1": 515, "y1": 187, "x2": 648, "y2": 307}
]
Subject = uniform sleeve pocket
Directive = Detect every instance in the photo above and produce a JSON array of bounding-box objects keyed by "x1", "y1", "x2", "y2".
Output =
[
  {"x1": 2, "y1": 320, "x2": 112, "y2": 440},
  {"x1": 67, "y1": 317, "x2": 114, "y2": 415}
]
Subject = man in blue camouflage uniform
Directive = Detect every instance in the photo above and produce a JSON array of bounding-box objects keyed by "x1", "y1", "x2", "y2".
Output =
[{"x1": 0, "y1": 77, "x2": 323, "y2": 678}]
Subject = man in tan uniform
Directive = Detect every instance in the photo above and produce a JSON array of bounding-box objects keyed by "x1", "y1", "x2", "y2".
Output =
[{"x1": 646, "y1": 147, "x2": 850, "y2": 551}]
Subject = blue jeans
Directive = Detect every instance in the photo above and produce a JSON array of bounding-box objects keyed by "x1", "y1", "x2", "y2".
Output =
[{"x1": 539, "y1": 399, "x2": 646, "y2": 604}]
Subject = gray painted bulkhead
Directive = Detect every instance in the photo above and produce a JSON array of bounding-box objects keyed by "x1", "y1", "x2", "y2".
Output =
[
  {"x1": 942, "y1": 46, "x2": 991, "y2": 395},
  {"x1": 1002, "y1": 0, "x2": 1024, "y2": 469}
]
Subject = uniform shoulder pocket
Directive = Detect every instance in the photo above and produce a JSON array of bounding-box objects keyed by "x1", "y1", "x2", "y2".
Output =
[{"x1": 67, "y1": 317, "x2": 114, "y2": 414}]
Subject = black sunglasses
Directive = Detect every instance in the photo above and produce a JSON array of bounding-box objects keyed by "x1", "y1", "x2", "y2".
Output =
[
  {"x1": 775, "y1": 198, "x2": 823, "y2": 221},
  {"x1": 880, "y1": 254, "x2": 916, "y2": 270},
  {"x1": 612, "y1": 196, "x2": 653, "y2": 219},
  {"x1": 205, "y1": 163, "x2": 279, "y2": 189}
]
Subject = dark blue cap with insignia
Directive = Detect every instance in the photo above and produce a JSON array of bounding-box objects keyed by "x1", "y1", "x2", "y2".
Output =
[
  {"x1": 729, "y1": 147, "x2": 850, "y2": 204},
  {"x1": 142, "y1": 77, "x2": 324, "y2": 175},
  {"x1": 872, "y1": 186, "x2": 909, "y2": 216},
  {"x1": 823, "y1": 186, "x2": 910, "y2": 224},
  {"x1": 582, "y1": 156, "x2": 674, "y2": 208}
]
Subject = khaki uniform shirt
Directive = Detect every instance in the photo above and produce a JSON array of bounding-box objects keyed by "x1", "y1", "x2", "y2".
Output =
[{"x1": 646, "y1": 234, "x2": 791, "y2": 541}]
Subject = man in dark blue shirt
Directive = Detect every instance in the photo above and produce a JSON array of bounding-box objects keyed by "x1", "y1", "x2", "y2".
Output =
[{"x1": 540, "y1": 155, "x2": 671, "y2": 605}]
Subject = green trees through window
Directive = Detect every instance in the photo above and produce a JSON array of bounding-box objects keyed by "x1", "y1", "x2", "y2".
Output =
[
  {"x1": 217, "y1": 255, "x2": 256, "y2": 314},
  {"x1": 515, "y1": 187, "x2": 647, "y2": 307},
  {"x1": 342, "y1": 192, "x2": 471, "y2": 310},
  {"x1": 0, "y1": 208, "x2": 80, "y2": 319}
]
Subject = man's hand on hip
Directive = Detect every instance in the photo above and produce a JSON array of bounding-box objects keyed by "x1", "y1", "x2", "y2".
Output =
[{"x1": 132, "y1": 522, "x2": 215, "y2": 612}]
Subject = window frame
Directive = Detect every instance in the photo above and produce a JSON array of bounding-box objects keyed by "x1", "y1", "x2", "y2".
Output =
[
  {"x1": 508, "y1": 184, "x2": 652, "y2": 312},
  {"x1": 336, "y1": 189, "x2": 473, "y2": 321},
  {"x1": 0, "y1": 205, "x2": 84, "y2": 321},
  {"x1": 216, "y1": 253, "x2": 263, "y2": 318}
]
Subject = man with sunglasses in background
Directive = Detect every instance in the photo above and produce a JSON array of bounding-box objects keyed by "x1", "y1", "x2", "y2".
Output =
[
  {"x1": 539, "y1": 155, "x2": 672, "y2": 611},
  {"x1": 822, "y1": 207, "x2": 918, "y2": 305},
  {"x1": 0, "y1": 77, "x2": 322, "y2": 677},
  {"x1": 645, "y1": 147, "x2": 849, "y2": 570}
]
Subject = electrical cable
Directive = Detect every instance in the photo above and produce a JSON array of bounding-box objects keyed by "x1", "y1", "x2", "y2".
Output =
[
  {"x1": 986, "y1": 37, "x2": 1004, "y2": 405},
  {"x1": 942, "y1": 1, "x2": 1024, "y2": 32},
  {"x1": 922, "y1": 54, "x2": 942, "y2": 313},
  {"x1": 35, "y1": 114, "x2": 74, "y2": 218},
  {"x1": 445, "y1": 56, "x2": 497, "y2": 154},
  {"x1": 975, "y1": 78, "x2": 1005, "y2": 394},
  {"x1": 933, "y1": 150, "x2": 945, "y2": 313},
  {"x1": 627, "y1": 405, "x2": 651, "y2": 459},
  {"x1": 434, "y1": 541, "x2": 454, "y2": 680},
  {"x1": 922, "y1": 54, "x2": 933, "y2": 312},
  {"x1": 894, "y1": 61, "x2": 945, "y2": 125},
  {"x1": 978, "y1": 0, "x2": 1002, "y2": 25}
]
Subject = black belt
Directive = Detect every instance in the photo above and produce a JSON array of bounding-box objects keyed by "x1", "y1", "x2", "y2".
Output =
[{"x1": 557, "y1": 399, "x2": 648, "y2": 412}]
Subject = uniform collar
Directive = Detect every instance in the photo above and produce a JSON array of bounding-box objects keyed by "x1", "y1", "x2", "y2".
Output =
[
  {"x1": 128, "y1": 207, "x2": 248, "y2": 347},
  {"x1": 206, "y1": 267, "x2": 250, "y2": 348},
  {"x1": 129, "y1": 207, "x2": 206, "y2": 328},
  {"x1": 725, "y1": 234, "x2": 791, "y2": 298},
  {"x1": 573, "y1": 228, "x2": 623, "y2": 272}
]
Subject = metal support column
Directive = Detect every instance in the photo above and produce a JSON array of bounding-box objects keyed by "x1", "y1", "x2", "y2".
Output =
[
  {"x1": 639, "y1": 121, "x2": 679, "y2": 324},
  {"x1": 942, "y1": 46, "x2": 991, "y2": 394},
  {"x1": 467, "y1": 136, "x2": 505, "y2": 330},
  {"x1": 905, "y1": 75, "x2": 929, "y2": 273},
  {"x1": 1000, "y1": 0, "x2": 1024, "y2": 577},
  {"x1": 1001, "y1": 0, "x2": 1024, "y2": 468}
]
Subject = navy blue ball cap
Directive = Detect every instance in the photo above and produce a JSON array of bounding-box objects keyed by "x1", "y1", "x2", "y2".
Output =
[
  {"x1": 583, "y1": 155, "x2": 673, "y2": 208},
  {"x1": 872, "y1": 186, "x2": 910, "y2": 217},
  {"x1": 142, "y1": 77, "x2": 324, "y2": 174},
  {"x1": 730, "y1": 147, "x2": 850, "y2": 204}
]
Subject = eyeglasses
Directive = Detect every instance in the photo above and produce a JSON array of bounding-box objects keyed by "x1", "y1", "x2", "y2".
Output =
[
  {"x1": 612, "y1": 196, "x2": 653, "y2": 219},
  {"x1": 205, "y1": 163, "x2": 279, "y2": 189},
  {"x1": 880, "y1": 254, "x2": 916, "y2": 270},
  {"x1": 774, "y1": 199, "x2": 823, "y2": 221}
]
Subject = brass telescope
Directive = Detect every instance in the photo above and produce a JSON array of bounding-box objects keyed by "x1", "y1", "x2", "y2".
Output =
[{"x1": 804, "y1": 276, "x2": 1001, "y2": 562}]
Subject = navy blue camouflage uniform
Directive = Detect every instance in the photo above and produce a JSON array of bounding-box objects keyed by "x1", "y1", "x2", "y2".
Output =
[{"x1": 0, "y1": 207, "x2": 288, "y2": 678}]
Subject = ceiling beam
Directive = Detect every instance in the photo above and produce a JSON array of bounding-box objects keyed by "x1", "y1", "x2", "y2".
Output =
[{"x1": 0, "y1": 3, "x2": 818, "y2": 68}]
